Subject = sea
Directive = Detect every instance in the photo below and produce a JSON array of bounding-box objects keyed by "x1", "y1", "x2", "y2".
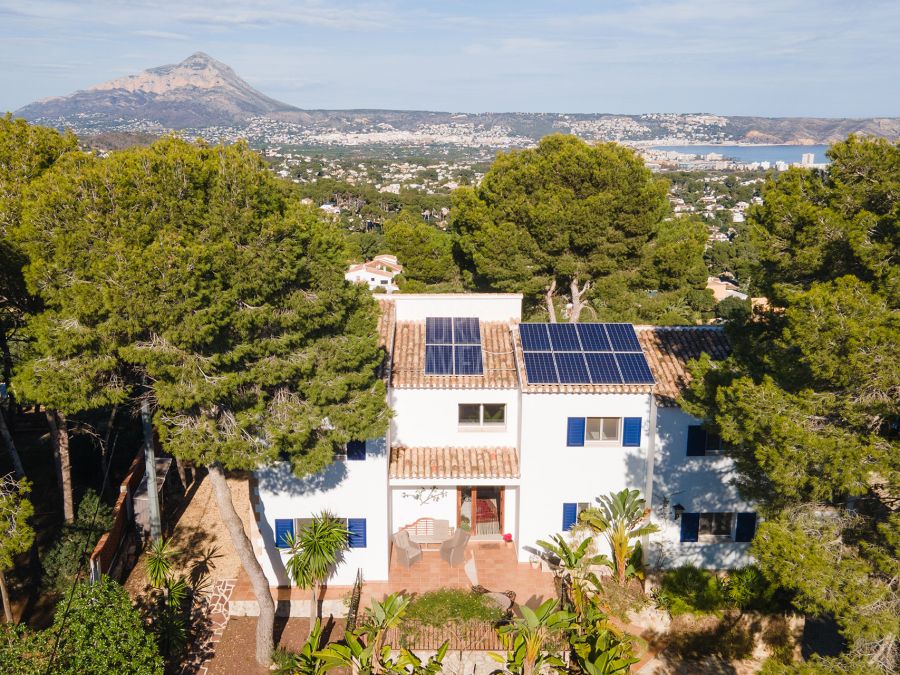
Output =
[{"x1": 651, "y1": 144, "x2": 831, "y2": 164}]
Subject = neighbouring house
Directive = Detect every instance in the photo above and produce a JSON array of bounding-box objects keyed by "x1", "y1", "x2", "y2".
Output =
[
  {"x1": 345, "y1": 254, "x2": 403, "y2": 293},
  {"x1": 706, "y1": 276, "x2": 749, "y2": 302},
  {"x1": 249, "y1": 293, "x2": 757, "y2": 592}
]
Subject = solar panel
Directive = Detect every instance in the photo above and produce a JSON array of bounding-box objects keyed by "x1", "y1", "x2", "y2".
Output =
[
  {"x1": 576, "y1": 323, "x2": 611, "y2": 351},
  {"x1": 518, "y1": 322, "x2": 653, "y2": 385},
  {"x1": 425, "y1": 345, "x2": 453, "y2": 374},
  {"x1": 585, "y1": 352, "x2": 622, "y2": 384},
  {"x1": 453, "y1": 317, "x2": 481, "y2": 344},
  {"x1": 523, "y1": 352, "x2": 558, "y2": 383},
  {"x1": 519, "y1": 323, "x2": 551, "y2": 351},
  {"x1": 426, "y1": 317, "x2": 453, "y2": 344},
  {"x1": 548, "y1": 323, "x2": 581, "y2": 351},
  {"x1": 554, "y1": 352, "x2": 590, "y2": 383},
  {"x1": 615, "y1": 352, "x2": 655, "y2": 384},
  {"x1": 455, "y1": 345, "x2": 484, "y2": 375},
  {"x1": 605, "y1": 323, "x2": 641, "y2": 352}
]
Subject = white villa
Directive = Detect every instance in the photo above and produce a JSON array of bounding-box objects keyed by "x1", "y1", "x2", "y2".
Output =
[
  {"x1": 345, "y1": 254, "x2": 403, "y2": 293},
  {"x1": 248, "y1": 293, "x2": 756, "y2": 593}
]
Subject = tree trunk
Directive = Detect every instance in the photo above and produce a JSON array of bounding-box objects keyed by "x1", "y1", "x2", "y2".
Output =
[
  {"x1": 0, "y1": 406, "x2": 25, "y2": 479},
  {"x1": 100, "y1": 404, "x2": 118, "y2": 483},
  {"x1": 544, "y1": 279, "x2": 558, "y2": 323},
  {"x1": 174, "y1": 458, "x2": 189, "y2": 491},
  {"x1": 45, "y1": 410, "x2": 74, "y2": 523},
  {"x1": 309, "y1": 584, "x2": 317, "y2": 640},
  {"x1": 207, "y1": 462, "x2": 274, "y2": 666},
  {"x1": 0, "y1": 570, "x2": 12, "y2": 622},
  {"x1": 569, "y1": 277, "x2": 592, "y2": 323}
]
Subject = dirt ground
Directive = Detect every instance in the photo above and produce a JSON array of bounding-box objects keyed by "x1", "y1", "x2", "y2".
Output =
[
  {"x1": 207, "y1": 616, "x2": 348, "y2": 675},
  {"x1": 125, "y1": 471, "x2": 253, "y2": 594}
]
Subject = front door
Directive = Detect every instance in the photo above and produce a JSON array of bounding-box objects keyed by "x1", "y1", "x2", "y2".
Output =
[{"x1": 458, "y1": 486, "x2": 504, "y2": 537}]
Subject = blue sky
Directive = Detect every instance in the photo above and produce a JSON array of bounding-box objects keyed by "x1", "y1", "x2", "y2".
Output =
[{"x1": 1, "y1": 0, "x2": 898, "y2": 116}]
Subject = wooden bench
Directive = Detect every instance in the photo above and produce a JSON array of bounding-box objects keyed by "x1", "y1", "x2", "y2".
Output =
[{"x1": 399, "y1": 518, "x2": 454, "y2": 547}]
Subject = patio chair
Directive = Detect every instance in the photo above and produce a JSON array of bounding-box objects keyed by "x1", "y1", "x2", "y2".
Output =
[
  {"x1": 393, "y1": 529, "x2": 423, "y2": 568},
  {"x1": 440, "y1": 528, "x2": 470, "y2": 567}
]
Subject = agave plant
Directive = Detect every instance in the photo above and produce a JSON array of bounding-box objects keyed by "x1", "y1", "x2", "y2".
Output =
[{"x1": 580, "y1": 489, "x2": 659, "y2": 586}]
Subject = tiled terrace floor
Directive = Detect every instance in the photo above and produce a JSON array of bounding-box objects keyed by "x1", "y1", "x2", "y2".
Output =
[{"x1": 231, "y1": 542, "x2": 556, "y2": 614}]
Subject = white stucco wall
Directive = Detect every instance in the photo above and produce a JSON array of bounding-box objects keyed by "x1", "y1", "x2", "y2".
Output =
[
  {"x1": 516, "y1": 392, "x2": 653, "y2": 562},
  {"x1": 649, "y1": 407, "x2": 756, "y2": 570},
  {"x1": 253, "y1": 436, "x2": 390, "y2": 586},
  {"x1": 391, "y1": 293, "x2": 522, "y2": 322},
  {"x1": 390, "y1": 388, "x2": 519, "y2": 448}
]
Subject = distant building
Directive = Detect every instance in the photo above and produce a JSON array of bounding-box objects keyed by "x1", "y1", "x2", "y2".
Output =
[
  {"x1": 801, "y1": 153, "x2": 815, "y2": 166},
  {"x1": 706, "y1": 276, "x2": 748, "y2": 302},
  {"x1": 345, "y1": 254, "x2": 403, "y2": 293}
]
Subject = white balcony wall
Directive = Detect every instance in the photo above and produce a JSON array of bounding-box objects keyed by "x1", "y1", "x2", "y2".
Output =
[{"x1": 391, "y1": 293, "x2": 522, "y2": 322}]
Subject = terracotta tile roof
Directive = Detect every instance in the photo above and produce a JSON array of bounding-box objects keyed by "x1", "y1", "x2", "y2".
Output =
[
  {"x1": 390, "y1": 321, "x2": 519, "y2": 389},
  {"x1": 636, "y1": 326, "x2": 731, "y2": 406},
  {"x1": 512, "y1": 326, "x2": 654, "y2": 395},
  {"x1": 389, "y1": 446, "x2": 520, "y2": 480}
]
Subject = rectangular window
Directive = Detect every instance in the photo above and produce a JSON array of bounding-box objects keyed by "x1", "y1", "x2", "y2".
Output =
[
  {"x1": 482, "y1": 404, "x2": 506, "y2": 425},
  {"x1": 458, "y1": 403, "x2": 506, "y2": 428},
  {"x1": 562, "y1": 502, "x2": 591, "y2": 530},
  {"x1": 687, "y1": 425, "x2": 724, "y2": 456},
  {"x1": 347, "y1": 518, "x2": 367, "y2": 548},
  {"x1": 699, "y1": 512, "x2": 734, "y2": 540},
  {"x1": 585, "y1": 417, "x2": 620, "y2": 443}
]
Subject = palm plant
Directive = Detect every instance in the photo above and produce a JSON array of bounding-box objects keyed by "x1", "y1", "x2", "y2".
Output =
[
  {"x1": 537, "y1": 534, "x2": 606, "y2": 617},
  {"x1": 491, "y1": 599, "x2": 574, "y2": 675},
  {"x1": 284, "y1": 512, "x2": 350, "y2": 638},
  {"x1": 568, "y1": 600, "x2": 639, "y2": 674},
  {"x1": 579, "y1": 489, "x2": 659, "y2": 586},
  {"x1": 146, "y1": 536, "x2": 176, "y2": 588}
]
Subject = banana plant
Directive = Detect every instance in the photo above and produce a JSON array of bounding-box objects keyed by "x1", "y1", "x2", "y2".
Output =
[
  {"x1": 537, "y1": 534, "x2": 608, "y2": 617},
  {"x1": 579, "y1": 489, "x2": 659, "y2": 586},
  {"x1": 568, "y1": 600, "x2": 639, "y2": 674},
  {"x1": 490, "y1": 599, "x2": 574, "y2": 675}
]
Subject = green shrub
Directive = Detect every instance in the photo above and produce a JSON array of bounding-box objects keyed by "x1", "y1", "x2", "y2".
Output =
[
  {"x1": 43, "y1": 490, "x2": 114, "y2": 595},
  {"x1": 725, "y1": 565, "x2": 794, "y2": 613},
  {"x1": 403, "y1": 588, "x2": 503, "y2": 627},
  {"x1": 656, "y1": 565, "x2": 728, "y2": 615}
]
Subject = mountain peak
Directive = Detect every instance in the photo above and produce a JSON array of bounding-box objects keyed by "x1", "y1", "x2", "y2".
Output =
[{"x1": 17, "y1": 53, "x2": 296, "y2": 128}]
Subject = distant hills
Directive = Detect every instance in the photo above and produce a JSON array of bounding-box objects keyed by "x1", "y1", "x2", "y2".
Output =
[
  {"x1": 13, "y1": 53, "x2": 900, "y2": 146},
  {"x1": 16, "y1": 52, "x2": 297, "y2": 128}
]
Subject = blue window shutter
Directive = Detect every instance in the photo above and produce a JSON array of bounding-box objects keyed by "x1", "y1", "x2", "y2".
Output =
[
  {"x1": 734, "y1": 513, "x2": 757, "y2": 542},
  {"x1": 347, "y1": 440, "x2": 366, "y2": 461},
  {"x1": 347, "y1": 518, "x2": 367, "y2": 548},
  {"x1": 562, "y1": 503, "x2": 578, "y2": 530},
  {"x1": 275, "y1": 519, "x2": 294, "y2": 548},
  {"x1": 622, "y1": 417, "x2": 641, "y2": 447},
  {"x1": 680, "y1": 513, "x2": 700, "y2": 542},
  {"x1": 566, "y1": 418, "x2": 585, "y2": 447},
  {"x1": 686, "y1": 425, "x2": 707, "y2": 456}
]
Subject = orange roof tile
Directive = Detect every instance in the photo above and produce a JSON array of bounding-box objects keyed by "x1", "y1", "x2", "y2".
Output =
[
  {"x1": 389, "y1": 446, "x2": 520, "y2": 479},
  {"x1": 390, "y1": 321, "x2": 519, "y2": 389},
  {"x1": 636, "y1": 326, "x2": 731, "y2": 406}
]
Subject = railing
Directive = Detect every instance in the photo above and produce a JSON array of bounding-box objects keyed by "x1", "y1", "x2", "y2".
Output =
[
  {"x1": 384, "y1": 620, "x2": 508, "y2": 651},
  {"x1": 88, "y1": 448, "x2": 145, "y2": 582},
  {"x1": 346, "y1": 569, "x2": 364, "y2": 632}
]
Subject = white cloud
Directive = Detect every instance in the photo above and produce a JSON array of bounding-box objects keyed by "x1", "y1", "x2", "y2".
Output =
[{"x1": 135, "y1": 30, "x2": 190, "y2": 41}]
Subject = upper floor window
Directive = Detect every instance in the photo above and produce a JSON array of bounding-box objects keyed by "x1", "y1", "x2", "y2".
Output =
[
  {"x1": 586, "y1": 417, "x2": 620, "y2": 443},
  {"x1": 459, "y1": 403, "x2": 506, "y2": 428},
  {"x1": 699, "y1": 512, "x2": 733, "y2": 539},
  {"x1": 686, "y1": 425, "x2": 723, "y2": 456}
]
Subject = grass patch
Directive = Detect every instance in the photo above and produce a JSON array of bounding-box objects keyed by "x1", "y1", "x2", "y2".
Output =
[{"x1": 403, "y1": 588, "x2": 503, "y2": 627}]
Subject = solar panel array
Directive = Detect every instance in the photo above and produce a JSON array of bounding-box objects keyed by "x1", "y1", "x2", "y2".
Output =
[
  {"x1": 519, "y1": 323, "x2": 654, "y2": 385},
  {"x1": 425, "y1": 317, "x2": 484, "y2": 376}
]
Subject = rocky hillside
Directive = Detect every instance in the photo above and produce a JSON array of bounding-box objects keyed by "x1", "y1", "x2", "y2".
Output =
[{"x1": 15, "y1": 52, "x2": 296, "y2": 128}]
